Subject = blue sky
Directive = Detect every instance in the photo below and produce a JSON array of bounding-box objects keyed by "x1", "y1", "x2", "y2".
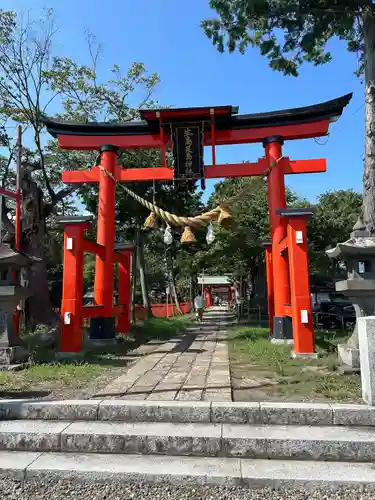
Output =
[{"x1": 4, "y1": 0, "x2": 365, "y2": 204}]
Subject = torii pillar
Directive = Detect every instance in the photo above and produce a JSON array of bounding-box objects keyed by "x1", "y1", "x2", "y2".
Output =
[
  {"x1": 263, "y1": 136, "x2": 292, "y2": 341},
  {"x1": 89, "y1": 145, "x2": 118, "y2": 341},
  {"x1": 228, "y1": 286, "x2": 233, "y2": 304},
  {"x1": 207, "y1": 287, "x2": 213, "y2": 307}
]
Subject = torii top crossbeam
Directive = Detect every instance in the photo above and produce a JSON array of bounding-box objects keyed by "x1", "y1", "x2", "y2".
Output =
[
  {"x1": 44, "y1": 93, "x2": 351, "y2": 150},
  {"x1": 43, "y1": 93, "x2": 352, "y2": 183}
]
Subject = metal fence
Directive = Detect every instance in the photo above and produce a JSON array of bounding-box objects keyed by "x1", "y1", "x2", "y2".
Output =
[
  {"x1": 230, "y1": 301, "x2": 355, "y2": 332},
  {"x1": 313, "y1": 311, "x2": 355, "y2": 332}
]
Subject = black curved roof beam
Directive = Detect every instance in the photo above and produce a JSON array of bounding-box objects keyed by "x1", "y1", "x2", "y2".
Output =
[
  {"x1": 222, "y1": 93, "x2": 352, "y2": 130},
  {"x1": 41, "y1": 93, "x2": 352, "y2": 150}
]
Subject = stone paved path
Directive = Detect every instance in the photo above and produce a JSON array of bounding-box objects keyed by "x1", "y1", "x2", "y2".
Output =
[{"x1": 95, "y1": 308, "x2": 233, "y2": 401}]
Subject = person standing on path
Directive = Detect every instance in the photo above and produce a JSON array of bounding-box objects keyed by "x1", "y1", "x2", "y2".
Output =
[{"x1": 194, "y1": 293, "x2": 205, "y2": 322}]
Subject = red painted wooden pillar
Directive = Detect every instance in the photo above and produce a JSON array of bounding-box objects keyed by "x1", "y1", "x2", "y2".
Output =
[
  {"x1": 287, "y1": 216, "x2": 314, "y2": 355},
  {"x1": 94, "y1": 145, "x2": 118, "y2": 316},
  {"x1": 117, "y1": 249, "x2": 132, "y2": 334},
  {"x1": 207, "y1": 286, "x2": 213, "y2": 307},
  {"x1": 60, "y1": 221, "x2": 88, "y2": 353},
  {"x1": 264, "y1": 243, "x2": 274, "y2": 333},
  {"x1": 264, "y1": 136, "x2": 290, "y2": 330}
]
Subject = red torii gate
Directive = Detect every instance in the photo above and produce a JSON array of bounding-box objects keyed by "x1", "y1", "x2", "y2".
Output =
[{"x1": 43, "y1": 93, "x2": 351, "y2": 356}]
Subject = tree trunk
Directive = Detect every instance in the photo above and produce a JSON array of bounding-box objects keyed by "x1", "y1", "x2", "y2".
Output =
[
  {"x1": 189, "y1": 275, "x2": 193, "y2": 308},
  {"x1": 362, "y1": 10, "x2": 375, "y2": 233},
  {"x1": 171, "y1": 276, "x2": 182, "y2": 314},
  {"x1": 21, "y1": 170, "x2": 57, "y2": 330},
  {"x1": 137, "y1": 230, "x2": 152, "y2": 318},
  {"x1": 130, "y1": 226, "x2": 139, "y2": 324},
  {"x1": 166, "y1": 249, "x2": 182, "y2": 314}
]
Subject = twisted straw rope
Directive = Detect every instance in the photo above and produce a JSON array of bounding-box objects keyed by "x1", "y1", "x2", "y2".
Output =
[
  {"x1": 99, "y1": 165, "x2": 225, "y2": 229},
  {"x1": 98, "y1": 156, "x2": 282, "y2": 229},
  {"x1": 121, "y1": 182, "x2": 220, "y2": 228}
]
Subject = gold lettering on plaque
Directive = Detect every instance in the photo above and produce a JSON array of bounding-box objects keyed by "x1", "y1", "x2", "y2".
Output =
[{"x1": 184, "y1": 128, "x2": 194, "y2": 176}]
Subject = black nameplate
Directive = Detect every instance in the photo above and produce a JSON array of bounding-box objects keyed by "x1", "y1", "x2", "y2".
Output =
[{"x1": 173, "y1": 125, "x2": 203, "y2": 179}]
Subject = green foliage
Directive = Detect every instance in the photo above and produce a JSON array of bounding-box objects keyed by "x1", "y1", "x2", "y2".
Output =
[
  {"x1": 308, "y1": 189, "x2": 362, "y2": 274},
  {"x1": 202, "y1": 1, "x2": 369, "y2": 77},
  {"x1": 193, "y1": 174, "x2": 361, "y2": 285},
  {"x1": 193, "y1": 176, "x2": 301, "y2": 278},
  {"x1": 45, "y1": 56, "x2": 160, "y2": 122}
]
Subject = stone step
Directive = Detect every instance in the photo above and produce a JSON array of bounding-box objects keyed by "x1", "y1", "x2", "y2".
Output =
[
  {"x1": 1, "y1": 420, "x2": 375, "y2": 461},
  {"x1": 2, "y1": 399, "x2": 375, "y2": 427},
  {"x1": 1, "y1": 451, "x2": 375, "y2": 489}
]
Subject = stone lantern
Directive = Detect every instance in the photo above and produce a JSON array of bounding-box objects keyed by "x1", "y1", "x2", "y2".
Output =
[
  {"x1": 0, "y1": 243, "x2": 33, "y2": 368},
  {"x1": 326, "y1": 219, "x2": 375, "y2": 371}
]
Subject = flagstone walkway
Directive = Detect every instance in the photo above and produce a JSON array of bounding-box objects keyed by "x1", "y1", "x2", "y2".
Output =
[{"x1": 95, "y1": 308, "x2": 233, "y2": 401}]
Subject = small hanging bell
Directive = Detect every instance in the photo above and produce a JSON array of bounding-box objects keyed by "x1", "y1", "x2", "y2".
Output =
[
  {"x1": 218, "y1": 204, "x2": 233, "y2": 229},
  {"x1": 181, "y1": 226, "x2": 196, "y2": 244},
  {"x1": 144, "y1": 211, "x2": 157, "y2": 228}
]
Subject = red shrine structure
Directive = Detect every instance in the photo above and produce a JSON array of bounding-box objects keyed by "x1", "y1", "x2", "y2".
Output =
[
  {"x1": 43, "y1": 93, "x2": 351, "y2": 356},
  {"x1": 198, "y1": 275, "x2": 233, "y2": 307}
]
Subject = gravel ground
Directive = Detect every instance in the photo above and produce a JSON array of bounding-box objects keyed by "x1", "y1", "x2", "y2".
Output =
[{"x1": 0, "y1": 478, "x2": 373, "y2": 500}]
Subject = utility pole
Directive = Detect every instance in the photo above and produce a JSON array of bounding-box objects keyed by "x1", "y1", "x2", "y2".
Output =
[{"x1": 15, "y1": 126, "x2": 22, "y2": 251}]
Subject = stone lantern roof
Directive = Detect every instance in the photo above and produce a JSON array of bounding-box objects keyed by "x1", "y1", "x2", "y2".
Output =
[
  {"x1": 326, "y1": 218, "x2": 375, "y2": 259},
  {"x1": 0, "y1": 244, "x2": 34, "y2": 267}
]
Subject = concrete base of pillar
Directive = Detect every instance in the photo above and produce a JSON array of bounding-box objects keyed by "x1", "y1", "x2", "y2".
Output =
[
  {"x1": 88, "y1": 338, "x2": 117, "y2": 347},
  {"x1": 272, "y1": 316, "x2": 293, "y2": 341},
  {"x1": 89, "y1": 317, "x2": 116, "y2": 341},
  {"x1": 55, "y1": 352, "x2": 84, "y2": 361},
  {"x1": 338, "y1": 344, "x2": 360, "y2": 370},
  {"x1": 271, "y1": 338, "x2": 294, "y2": 345},
  {"x1": 292, "y1": 351, "x2": 318, "y2": 359}
]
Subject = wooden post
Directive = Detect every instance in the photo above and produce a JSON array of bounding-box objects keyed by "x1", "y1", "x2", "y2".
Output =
[
  {"x1": 60, "y1": 221, "x2": 88, "y2": 353},
  {"x1": 287, "y1": 215, "x2": 314, "y2": 356}
]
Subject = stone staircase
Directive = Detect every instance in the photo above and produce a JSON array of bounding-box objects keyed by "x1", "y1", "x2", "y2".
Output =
[{"x1": 0, "y1": 399, "x2": 375, "y2": 489}]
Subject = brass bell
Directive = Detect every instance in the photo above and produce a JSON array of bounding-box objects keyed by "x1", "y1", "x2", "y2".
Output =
[
  {"x1": 144, "y1": 211, "x2": 157, "y2": 228},
  {"x1": 180, "y1": 226, "x2": 197, "y2": 243}
]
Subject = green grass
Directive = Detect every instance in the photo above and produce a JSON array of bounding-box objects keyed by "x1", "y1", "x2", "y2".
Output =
[
  {"x1": 23, "y1": 314, "x2": 192, "y2": 362},
  {"x1": 0, "y1": 315, "x2": 193, "y2": 397},
  {"x1": 229, "y1": 326, "x2": 361, "y2": 402},
  {"x1": 0, "y1": 362, "x2": 104, "y2": 397},
  {"x1": 131, "y1": 314, "x2": 192, "y2": 342}
]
